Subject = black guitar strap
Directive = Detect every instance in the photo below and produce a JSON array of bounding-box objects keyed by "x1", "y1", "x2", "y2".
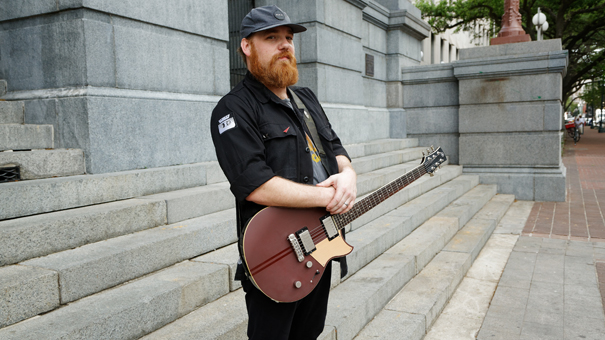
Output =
[{"x1": 288, "y1": 89, "x2": 330, "y2": 174}]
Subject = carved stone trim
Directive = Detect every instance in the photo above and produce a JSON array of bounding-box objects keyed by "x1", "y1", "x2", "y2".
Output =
[{"x1": 344, "y1": 0, "x2": 368, "y2": 10}]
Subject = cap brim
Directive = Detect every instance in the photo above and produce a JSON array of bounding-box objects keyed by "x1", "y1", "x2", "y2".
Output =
[{"x1": 251, "y1": 23, "x2": 307, "y2": 35}]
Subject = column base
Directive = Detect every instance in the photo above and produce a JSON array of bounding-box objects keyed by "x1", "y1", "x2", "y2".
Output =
[{"x1": 463, "y1": 165, "x2": 566, "y2": 201}]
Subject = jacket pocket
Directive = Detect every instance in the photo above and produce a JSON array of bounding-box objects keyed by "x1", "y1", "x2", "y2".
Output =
[{"x1": 259, "y1": 123, "x2": 299, "y2": 180}]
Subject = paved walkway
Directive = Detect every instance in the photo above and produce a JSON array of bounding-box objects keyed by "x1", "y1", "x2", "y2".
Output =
[
  {"x1": 481, "y1": 127, "x2": 605, "y2": 339},
  {"x1": 427, "y1": 127, "x2": 605, "y2": 339}
]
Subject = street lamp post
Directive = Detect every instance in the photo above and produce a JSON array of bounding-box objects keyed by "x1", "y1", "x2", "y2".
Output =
[
  {"x1": 533, "y1": 8, "x2": 549, "y2": 41},
  {"x1": 599, "y1": 78, "x2": 605, "y2": 132}
]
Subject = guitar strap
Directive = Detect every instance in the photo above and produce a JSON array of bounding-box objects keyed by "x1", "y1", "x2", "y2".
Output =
[{"x1": 288, "y1": 89, "x2": 330, "y2": 174}]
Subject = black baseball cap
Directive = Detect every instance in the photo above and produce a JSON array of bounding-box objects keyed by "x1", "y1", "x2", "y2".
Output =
[{"x1": 240, "y1": 5, "x2": 307, "y2": 39}]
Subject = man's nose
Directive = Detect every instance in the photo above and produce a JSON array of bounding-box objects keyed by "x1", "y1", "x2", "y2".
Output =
[{"x1": 278, "y1": 38, "x2": 292, "y2": 51}]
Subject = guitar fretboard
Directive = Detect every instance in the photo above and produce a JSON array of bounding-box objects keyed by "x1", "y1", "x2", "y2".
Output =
[{"x1": 332, "y1": 164, "x2": 427, "y2": 228}]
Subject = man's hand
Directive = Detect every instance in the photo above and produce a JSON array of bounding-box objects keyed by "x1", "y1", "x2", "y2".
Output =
[{"x1": 316, "y1": 155, "x2": 357, "y2": 214}]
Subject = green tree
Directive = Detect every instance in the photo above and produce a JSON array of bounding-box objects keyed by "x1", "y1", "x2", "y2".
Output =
[
  {"x1": 415, "y1": 0, "x2": 605, "y2": 111},
  {"x1": 580, "y1": 79, "x2": 605, "y2": 116}
]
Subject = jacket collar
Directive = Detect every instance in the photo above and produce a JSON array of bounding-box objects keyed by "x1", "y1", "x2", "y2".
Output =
[{"x1": 243, "y1": 71, "x2": 290, "y2": 106}]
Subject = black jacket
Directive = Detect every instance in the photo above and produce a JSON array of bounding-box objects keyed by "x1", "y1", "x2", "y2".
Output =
[{"x1": 210, "y1": 72, "x2": 350, "y2": 279}]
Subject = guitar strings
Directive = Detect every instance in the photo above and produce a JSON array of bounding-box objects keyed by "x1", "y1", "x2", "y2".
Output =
[{"x1": 293, "y1": 164, "x2": 431, "y2": 251}]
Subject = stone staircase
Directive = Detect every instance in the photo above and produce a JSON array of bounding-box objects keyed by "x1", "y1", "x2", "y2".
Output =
[
  {"x1": 0, "y1": 125, "x2": 516, "y2": 339},
  {"x1": 0, "y1": 79, "x2": 86, "y2": 182}
]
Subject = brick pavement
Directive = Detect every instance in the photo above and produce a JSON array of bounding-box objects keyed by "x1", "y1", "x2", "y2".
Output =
[{"x1": 523, "y1": 127, "x2": 605, "y2": 241}]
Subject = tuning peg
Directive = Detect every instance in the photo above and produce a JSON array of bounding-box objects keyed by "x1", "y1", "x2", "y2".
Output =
[
  {"x1": 429, "y1": 173, "x2": 434, "y2": 177},
  {"x1": 431, "y1": 146, "x2": 435, "y2": 151}
]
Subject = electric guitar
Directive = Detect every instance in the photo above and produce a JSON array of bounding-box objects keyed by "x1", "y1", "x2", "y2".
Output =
[{"x1": 241, "y1": 146, "x2": 447, "y2": 302}]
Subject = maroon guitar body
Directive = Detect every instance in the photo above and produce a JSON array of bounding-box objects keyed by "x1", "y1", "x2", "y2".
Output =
[{"x1": 241, "y1": 147, "x2": 447, "y2": 302}]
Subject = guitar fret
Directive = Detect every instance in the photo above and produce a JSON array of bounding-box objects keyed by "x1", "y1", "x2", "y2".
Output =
[{"x1": 334, "y1": 164, "x2": 428, "y2": 227}]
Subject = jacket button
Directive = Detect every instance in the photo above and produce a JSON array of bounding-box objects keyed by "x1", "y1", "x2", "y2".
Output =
[
  {"x1": 305, "y1": 147, "x2": 310, "y2": 153},
  {"x1": 303, "y1": 176, "x2": 309, "y2": 183}
]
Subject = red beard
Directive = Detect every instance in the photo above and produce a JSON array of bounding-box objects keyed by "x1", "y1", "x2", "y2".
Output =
[{"x1": 248, "y1": 42, "x2": 299, "y2": 89}]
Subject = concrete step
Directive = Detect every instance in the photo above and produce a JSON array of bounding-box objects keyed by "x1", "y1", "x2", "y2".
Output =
[
  {"x1": 138, "y1": 182, "x2": 497, "y2": 340},
  {"x1": 0, "y1": 165, "x2": 461, "y2": 331},
  {"x1": 353, "y1": 194, "x2": 515, "y2": 340},
  {"x1": 0, "y1": 198, "x2": 168, "y2": 266},
  {"x1": 351, "y1": 146, "x2": 425, "y2": 175},
  {"x1": 0, "y1": 101, "x2": 24, "y2": 124},
  {"x1": 345, "y1": 138, "x2": 419, "y2": 159},
  {"x1": 0, "y1": 149, "x2": 85, "y2": 180},
  {"x1": 0, "y1": 124, "x2": 54, "y2": 151},
  {"x1": 0, "y1": 162, "x2": 214, "y2": 220},
  {"x1": 0, "y1": 260, "x2": 231, "y2": 340},
  {"x1": 20, "y1": 208, "x2": 238, "y2": 305}
]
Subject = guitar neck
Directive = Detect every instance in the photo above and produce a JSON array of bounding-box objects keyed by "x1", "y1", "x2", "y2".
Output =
[{"x1": 332, "y1": 164, "x2": 427, "y2": 228}]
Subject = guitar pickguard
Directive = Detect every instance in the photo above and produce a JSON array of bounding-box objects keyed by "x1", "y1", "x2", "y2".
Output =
[{"x1": 310, "y1": 230, "x2": 352, "y2": 266}]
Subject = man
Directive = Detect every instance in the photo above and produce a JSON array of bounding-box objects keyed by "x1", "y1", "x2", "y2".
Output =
[
  {"x1": 575, "y1": 114, "x2": 585, "y2": 134},
  {"x1": 210, "y1": 5, "x2": 357, "y2": 340}
]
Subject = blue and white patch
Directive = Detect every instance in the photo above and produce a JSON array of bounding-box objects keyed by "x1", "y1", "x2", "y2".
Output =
[{"x1": 218, "y1": 114, "x2": 236, "y2": 134}]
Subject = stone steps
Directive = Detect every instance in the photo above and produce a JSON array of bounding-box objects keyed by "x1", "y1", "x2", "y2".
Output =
[
  {"x1": 0, "y1": 141, "x2": 425, "y2": 266},
  {"x1": 0, "y1": 139, "x2": 436, "y2": 329},
  {"x1": 0, "y1": 124, "x2": 54, "y2": 151},
  {"x1": 0, "y1": 79, "x2": 85, "y2": 181},
  {"x1": 0, "y1": 138, "x2": 419, "y2": 220},
  {"x1": 0, "y1": 149, "x2": 86, "y2": 180},
  {"x1": 137, "y1": 182, "x2": 499, "y2": 340},
  {"x1": 0, "y1": 167, "x2": 462, "y2": 336},
  {"x1": 353, "y1": 194, "x2": 515, "y2": 340}
]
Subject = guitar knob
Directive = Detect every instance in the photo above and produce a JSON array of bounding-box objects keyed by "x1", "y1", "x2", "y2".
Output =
[
  {"x1": 294, "y1": 281, "x2": 302, "y2": 289},
  {"x1": 306, "y1": 261, "x2": 313, "y2": 268}
]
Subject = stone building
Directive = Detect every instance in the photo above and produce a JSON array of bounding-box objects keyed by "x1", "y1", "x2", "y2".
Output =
[{"x1": 0, "y1": 1, "x2": 568, "y2": 338}]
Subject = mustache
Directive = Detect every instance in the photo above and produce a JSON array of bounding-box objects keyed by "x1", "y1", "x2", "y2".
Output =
[{"x1": 271, "y1": 50, "x2": 296, "y2": 64}]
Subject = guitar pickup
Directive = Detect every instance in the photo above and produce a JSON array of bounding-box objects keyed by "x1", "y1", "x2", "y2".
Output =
[
  {"x1": 296, "y1": 227, "x2": 316, "y2": 255},
  {"x1": 321, "y1": 215, "x2": 339, "y2": 240}
]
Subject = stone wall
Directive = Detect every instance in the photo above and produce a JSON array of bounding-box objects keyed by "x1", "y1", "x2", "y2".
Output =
[
  {"x1": 402, "y1": 39, "x2": 568, "y2": 201},
  {"x1": 1, "y1": 0, "x2": 429, "y2": 173},
  {"x1": 0, "y1": 0, "x2": 229, "y2": 173},
  {"x1": 401, "y1": 64, "x2": 460, "y2": 163},
  {"x1": 457, "y1": 39, "x2": 567, "y2": 201}
]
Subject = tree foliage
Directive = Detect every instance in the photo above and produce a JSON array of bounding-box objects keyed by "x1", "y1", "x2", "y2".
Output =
[
  {"x1": 580, "y1": 80, "x2": 605, "y2": 115},
  {"x1": 415, "y1": 0, "x2": 605, "y2": 110}
]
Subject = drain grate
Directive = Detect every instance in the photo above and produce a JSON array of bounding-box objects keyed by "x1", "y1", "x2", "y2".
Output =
[{"x1": 0, "y1": 165, "x2": 20, "y2": 183}]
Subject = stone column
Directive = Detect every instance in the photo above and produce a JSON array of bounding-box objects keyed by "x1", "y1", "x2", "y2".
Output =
[
  {"x1": 401, "y1": 64, "x2": 460, "y2": 163},
  {"x1": 0, "y1": 0, "x2": 229, "y2": 174},
  {"x1": 455, "y1": 39, "x2": 567, "y2": 201}
]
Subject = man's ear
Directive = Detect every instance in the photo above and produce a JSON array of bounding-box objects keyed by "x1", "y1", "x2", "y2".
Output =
[{"x1": 241, "y1": 38, "x2": 252, "y2": 57}]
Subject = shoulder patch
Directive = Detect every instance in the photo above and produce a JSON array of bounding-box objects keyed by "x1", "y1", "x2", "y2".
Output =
[{"x1": 218, "y1": 113, "x2": 237, "y2": 134}]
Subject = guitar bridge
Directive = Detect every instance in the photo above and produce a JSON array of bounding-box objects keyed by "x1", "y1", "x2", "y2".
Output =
[
  {"x1": 321, "y1": 215, "x2": 339, "y2": 240},
  {"x1": 288, "y1": 234, "x2": 305, "y2": 262}
]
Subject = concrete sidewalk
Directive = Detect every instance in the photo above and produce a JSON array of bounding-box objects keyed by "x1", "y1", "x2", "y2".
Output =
[{"x1": 427, "y1": 127, "x2": 605, "y2": 339}]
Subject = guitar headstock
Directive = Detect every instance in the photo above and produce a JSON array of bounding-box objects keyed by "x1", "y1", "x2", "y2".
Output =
[{"x1": 421, "y1": 146, "x2": 447, "y2": 176}]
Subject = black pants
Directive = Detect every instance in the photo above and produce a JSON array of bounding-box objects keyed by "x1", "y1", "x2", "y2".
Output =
[{"x1": 241, "y1": 262, "x2": 332, "y2": 340}]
